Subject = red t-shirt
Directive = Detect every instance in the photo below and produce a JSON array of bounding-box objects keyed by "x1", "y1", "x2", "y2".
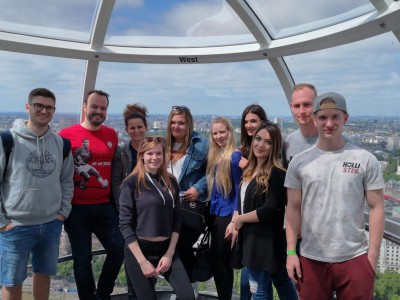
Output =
[{"x1": 59, "y1": 124, "x2": 117, "y2": 205}]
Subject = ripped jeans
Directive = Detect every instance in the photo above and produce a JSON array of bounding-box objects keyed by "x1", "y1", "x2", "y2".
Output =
[{"x1": 247, "y1": 267, "x2": 298, "y2": 300}]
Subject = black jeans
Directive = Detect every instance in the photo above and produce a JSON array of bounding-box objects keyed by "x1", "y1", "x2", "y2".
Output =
[
  {"x1": 65, "y1": 203, "x2": 125, "y2": 300},
  {"x1": 210, "y1": 215, "x2": 233, "y2": 300},
  {"x1": 175, "y1": 223, "x2": 202, "y2": 282},
  {"x1": 124, "y1": 239, "x2": 195, "y2": 300}
]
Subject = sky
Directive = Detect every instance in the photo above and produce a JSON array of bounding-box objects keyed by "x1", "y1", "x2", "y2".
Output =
[{"x1": 0, "y1": 0, "x2": 399, "y2": 117}]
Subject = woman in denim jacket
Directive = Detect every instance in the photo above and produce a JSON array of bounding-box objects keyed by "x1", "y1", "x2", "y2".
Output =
[{"x1": 166, "y1": 105, "x2": 209, "y2": 283}]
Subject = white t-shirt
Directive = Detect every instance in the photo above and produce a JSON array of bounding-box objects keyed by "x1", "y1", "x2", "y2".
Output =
[
  {"x1": 285, "y1": 142, "x2": 384, "y2": 263},
  {"x1": 167, "y1": 143, "x2": 187, "y2": 184}
]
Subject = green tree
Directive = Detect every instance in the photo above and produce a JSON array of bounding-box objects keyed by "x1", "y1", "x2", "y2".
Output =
[
  {"x1": 92, "y1": 256, "x2": 106, "y2": 280},
  {"x1": 117, "y1": 267, "x2": 126, "y2": 286},
  {"x1": 374, "y1": 270, "x2": 400, "y2": 300},
  {"x1": 57, "y1": 260, "x2": 73, "y2": 278},
  {"x1": 384, "y1": 158, "x2": 400, "y2": 182}
]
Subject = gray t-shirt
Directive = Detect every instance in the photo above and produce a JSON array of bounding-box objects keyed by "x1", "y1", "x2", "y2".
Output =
[
  {"x1": 285, "y1": 142, "x2": 384, "y2": 263},
  {"x1": 282, "y1": 129, "x2": 318, "y2": 168}
]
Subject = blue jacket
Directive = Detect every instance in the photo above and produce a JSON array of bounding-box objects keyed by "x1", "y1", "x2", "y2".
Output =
[{"x1": 177, "y1": 131, "x2": 209, "y2": 202}]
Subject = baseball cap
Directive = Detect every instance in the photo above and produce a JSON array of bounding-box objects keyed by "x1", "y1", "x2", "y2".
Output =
[{"x1": 313, "y1": 92, "x2": 348, "y2": 114}]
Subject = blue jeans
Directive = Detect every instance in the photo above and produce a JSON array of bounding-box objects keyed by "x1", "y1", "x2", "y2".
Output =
[
  {"x1": 0, "y1": 219, "x2": 63, "y2": 286},
  {"x1": 248, "y1": 267, "x2": 298, "y2": 300},
  {"x1": 65, "y1": 203, "x2": 124, "y2": 300},
  {"x1": 241, "y1": 267, "x2": 273, "y2": 300}
]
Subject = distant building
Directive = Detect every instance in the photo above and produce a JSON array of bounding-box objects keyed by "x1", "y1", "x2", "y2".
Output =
[
  {"x1": 380, "y1": 239, "x2": 400, "y2": 273},
  {"x1": 387, "y1": 136, "x2": 400, "y2": 151}
]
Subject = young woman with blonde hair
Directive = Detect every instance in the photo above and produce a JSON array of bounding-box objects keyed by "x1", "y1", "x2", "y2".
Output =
[
  {"x1": 207, "y1": 117, "x2": 242, "y2": 300},
  {"x1": 119, "y1": 137, "x2": 194, "y2": 300}
]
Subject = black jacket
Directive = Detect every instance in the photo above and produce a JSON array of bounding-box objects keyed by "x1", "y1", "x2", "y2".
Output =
[{"x1": 239, "y1": 166, "x2": 287, "y2": 274}]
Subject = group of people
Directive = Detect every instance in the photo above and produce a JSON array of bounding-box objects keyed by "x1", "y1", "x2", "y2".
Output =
[{"x1": 0, "y1": 83, "x2": 384, "y2": 300}]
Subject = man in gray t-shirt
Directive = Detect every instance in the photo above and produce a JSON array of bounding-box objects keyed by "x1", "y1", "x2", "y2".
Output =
[
  {"x1": 285, "y1": 92, "x2": 384, "y2": 299},
  {"x1": 282, "y1": 83, "x2": 318, "y2": 168}
]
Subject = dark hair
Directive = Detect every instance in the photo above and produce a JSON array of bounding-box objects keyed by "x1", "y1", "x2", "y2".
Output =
[
  {"x1": 240, "y1": 104, "x2": 268, "y2": 157},
  {"x1": 243, "y1": 121, "x2": 284, "y2": 193},
  {"x1": 123, "y1": 104, "x2": 148, "y2": 128},
  {"x1": 28, "y1": 88, "x2": 56, "y2": 104},
  {"x1": 85, "y1": 90, "x2": 110, "y2": 106}
]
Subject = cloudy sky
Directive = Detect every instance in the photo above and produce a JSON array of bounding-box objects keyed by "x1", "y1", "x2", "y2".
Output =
[{"x1": 0, "y1": 0, "x2": 399, "y2": 117}]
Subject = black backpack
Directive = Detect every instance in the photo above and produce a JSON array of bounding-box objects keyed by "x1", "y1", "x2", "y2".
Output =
[{"x1": 0, "y1": 130, "x2": 71, "y2": 180}]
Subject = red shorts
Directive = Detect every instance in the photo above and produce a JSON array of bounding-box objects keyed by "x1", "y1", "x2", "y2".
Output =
[{"x1": 297, "y1": 254, "x2": 375, "y2": 300}]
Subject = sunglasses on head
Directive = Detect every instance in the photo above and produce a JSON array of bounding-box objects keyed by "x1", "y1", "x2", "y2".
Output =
[
  {"x1": 171, "y1": 105, "x2": 190, "y2": 113},
  {"x1": 143, "y1": 137, "x2": 165, "y2": 144}
]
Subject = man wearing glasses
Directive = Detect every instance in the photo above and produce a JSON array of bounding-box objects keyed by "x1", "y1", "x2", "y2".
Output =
[
  {"x1": 59, "y1": 90, "x2": 124, "y2": 300},
  {"x1": 0, "y1": 88, "x2": 74, "y2": 300}
]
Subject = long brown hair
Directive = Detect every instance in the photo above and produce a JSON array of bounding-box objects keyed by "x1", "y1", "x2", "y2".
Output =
[
  {"x1": 240, "y1": 104, "x2": 268, "y2": 157},
  {"x1": 242, "y1": 121, "x2": 284, "y2": 193},
  {"x1": 126, "y1": 138, "x2": 175, "y2": 194},
  {"x1": 166, "y1": 106, "x2": 194, "y2": 163}
]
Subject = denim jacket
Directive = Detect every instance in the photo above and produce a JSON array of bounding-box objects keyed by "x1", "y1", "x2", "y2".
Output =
[{"x1": 177, "y1": 131, "x2": 209, "y2": 202}]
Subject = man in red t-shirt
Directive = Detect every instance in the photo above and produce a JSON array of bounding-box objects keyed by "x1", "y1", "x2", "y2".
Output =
[{"x1": 59, "y1": 90, "x2": 124, "y2": 300}]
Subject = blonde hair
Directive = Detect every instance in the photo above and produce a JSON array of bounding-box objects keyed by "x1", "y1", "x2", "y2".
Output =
[
  {"x1": 166, "y1": 108, "x2": 194, "y2": 163},
  {"x1": 242, "y1": 122, "x2": 285, "y2": 193},
  {"x1": 206, "y1": 117, "x2": 236, "y2": 199},
  {"x1": 126, "y1": 138, "x2": 175, "y2": 194}
]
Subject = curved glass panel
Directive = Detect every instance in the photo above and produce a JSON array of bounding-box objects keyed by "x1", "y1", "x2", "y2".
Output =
[
  {"x1": 0, "y1": 0, "x2": 99, "y2": 42},
  {"x1": 246, "y1": 0, "x2": 375, "y2": 39},
  {"x1": 0, "y1": 50, "x2": 85, "y2": 116},
  {"x1": 95, "y1": 60, "x2": 285, "y2": 116},
  {"x1": 285, "y1": 32, "x2": 400, "y2": 116},
  {"x1": 105, "y1": 0, "x2": 255, "y2": 47}
]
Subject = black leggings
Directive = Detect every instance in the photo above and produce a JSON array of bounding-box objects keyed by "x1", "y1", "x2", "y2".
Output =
[
  {"x1": 124, "y1": 239, "x2": 195, "y2": 300},
  {"x1": 210, "y1": 215, "x2": 233, "y2": 300}
]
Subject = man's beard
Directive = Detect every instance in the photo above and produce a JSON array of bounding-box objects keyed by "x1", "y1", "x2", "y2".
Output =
[{"x1": 88, "y1": 113, "x2": 105, "y2": 126}]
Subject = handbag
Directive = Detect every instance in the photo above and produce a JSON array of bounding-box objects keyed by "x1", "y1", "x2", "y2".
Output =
[
  {"x1": 180, "y1": 199, "x2": 210, "y2": 232},
  {"x1": 192, "y1": 227, "x2": 213, "y2": 282}
]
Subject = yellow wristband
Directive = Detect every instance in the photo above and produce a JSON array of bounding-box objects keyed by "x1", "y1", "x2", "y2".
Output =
[{"x1": 287, "y1": 249, "x2": 297, "y2": 256}]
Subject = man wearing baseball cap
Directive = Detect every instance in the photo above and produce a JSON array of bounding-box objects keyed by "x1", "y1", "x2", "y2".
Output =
[{"x1": 284, "y1": 92, "x2": 384, "y2": 299}]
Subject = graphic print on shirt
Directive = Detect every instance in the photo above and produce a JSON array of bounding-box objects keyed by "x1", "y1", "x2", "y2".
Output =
[
  {"x1": 26, "y1": 150, "x2": 56, "y2": 178},
  {"x1": 342, "y1": 161, "x2": 361, "y2": 174},
  {"x1": 73, "y1": 138, "x2": 111, "y2": 190}
]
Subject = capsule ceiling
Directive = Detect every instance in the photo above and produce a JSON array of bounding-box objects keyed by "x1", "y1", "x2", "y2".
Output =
[{"x1": 0, "y1": 0, "x2": 399, "y2": 115}]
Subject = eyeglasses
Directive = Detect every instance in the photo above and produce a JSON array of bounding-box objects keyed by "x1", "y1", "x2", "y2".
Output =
[
  {"x1": 171, "y1": 105, "x2": 190, "y2": 113},
  {"x1": 143, "y1": 137, "x2": 165, "y2": 143},
  {"x1": 31, "y1": 103, "x2": 56, "y2": 113}
]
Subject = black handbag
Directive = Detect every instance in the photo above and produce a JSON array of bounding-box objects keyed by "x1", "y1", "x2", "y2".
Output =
[
  {"x1": 180, "y1": 199, "x2": 210, "y2": 232},
  {"x1": 192, "y1": 228, "x2": 213, "y2": 282}
]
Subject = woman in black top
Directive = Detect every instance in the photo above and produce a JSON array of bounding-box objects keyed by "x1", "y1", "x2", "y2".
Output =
[
  {"x1": 235, "y1": 122, "x2": 297, "y2": 300},
  {"x1": 119, "y1": 137, "x2": 194, "y2": 300}
]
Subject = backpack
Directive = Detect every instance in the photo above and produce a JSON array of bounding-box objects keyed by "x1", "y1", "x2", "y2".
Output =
[{"x1": 0, "y1": 130, "x2": 71, "y2": 179}]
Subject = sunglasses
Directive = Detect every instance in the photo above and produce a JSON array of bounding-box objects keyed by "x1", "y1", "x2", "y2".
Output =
[
  {"x1": 143, "y1": 136, "x2": 165, "y2": 143},
  {"x1": 171, "y1": 105, "x2": 190, "y2": 113}
]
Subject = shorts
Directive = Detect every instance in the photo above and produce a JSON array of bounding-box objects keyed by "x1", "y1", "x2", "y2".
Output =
[{"x1": 0, "y1": 219, "x2": 63, "y2": 286}]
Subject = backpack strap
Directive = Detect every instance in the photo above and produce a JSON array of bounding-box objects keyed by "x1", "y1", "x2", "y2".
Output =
[
  {"x1": 61, "y1": 137, "x2": 71, "y2": 161},
  {"x1": 0, "y1": 130, "x2": 13, "y2": 179}
]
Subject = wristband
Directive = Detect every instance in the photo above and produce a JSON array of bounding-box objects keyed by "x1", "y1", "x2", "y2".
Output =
[{"x1": 287, "y1": 249, "x2": 297, "y2": 256}]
